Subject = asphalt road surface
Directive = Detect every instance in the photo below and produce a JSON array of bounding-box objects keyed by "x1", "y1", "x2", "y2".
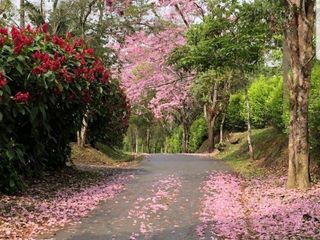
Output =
[{"x1": 43, "y1": 154, "x2": 230, "y2": 240}]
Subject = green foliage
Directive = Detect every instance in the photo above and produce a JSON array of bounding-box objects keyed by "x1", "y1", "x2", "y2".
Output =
[
  {"x1": 88, "y1": 81, "x2": 130, "y2": 148},
  {"x1": 191, "y1": 69, "x2": 228, "y2": 104},
  {"x1": 95, "y1": 143, "x2": 133, "y2": 162},
  {"x1": 170, "y1": 0, "x2": 269, "y2": 75},
  {"x1": 247, "y1": 76, "x2": 271, "y2": 128},
  {"x1": 226, "y1": 75, "x2": 285, "y2": 132},
  {"x1": 166, "y1": 126, "x2": 183, "y2": 153},
  {"x1": 247, "y1": 75, "x2": 284, "y2": 129},
  {"x1": 218, "y1": 128, "x2": 285, "y2": 177},
  {"x1": 189, "y1": 116, "x2": 207, "y2": 153},
  {"x1": 309, "y1": 63, "x2": 320, "y2": 152},
  {"x1": 225, "y1": 93, "x2": 246, "y2": 132},
  {"x1": 265, "y1": 76, "x2": 285, "y2": 130}
]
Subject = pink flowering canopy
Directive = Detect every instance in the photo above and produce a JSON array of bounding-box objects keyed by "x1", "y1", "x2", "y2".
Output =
[
  {"x1": 118, "y1": 27, "x2": 192, "y2": 118},
  {"x1": 114, "y1": 0, "x2": 206, "y2": 119}
]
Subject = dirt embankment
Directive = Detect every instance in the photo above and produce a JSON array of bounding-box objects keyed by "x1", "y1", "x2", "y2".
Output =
[{"x1": 198, "y1": 128, "x2": 319, "y2": 177}]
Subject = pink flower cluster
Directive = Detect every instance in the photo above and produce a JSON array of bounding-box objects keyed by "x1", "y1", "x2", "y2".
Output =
[{"x1": 0, "y1": 173, "x2": 134, "y2": 239}]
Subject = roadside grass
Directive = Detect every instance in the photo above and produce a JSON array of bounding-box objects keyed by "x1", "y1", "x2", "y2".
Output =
[
  {"x1": 217, "y1": 128, "x2": 288, "y2": 177},
  {"x1": 71, "y1": 143, "x2": 143, "y2": 167}
]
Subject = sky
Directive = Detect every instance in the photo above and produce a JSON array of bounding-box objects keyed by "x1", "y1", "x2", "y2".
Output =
[{"x1": 12, "y1": 0, "x2": 54, "y2": 10}]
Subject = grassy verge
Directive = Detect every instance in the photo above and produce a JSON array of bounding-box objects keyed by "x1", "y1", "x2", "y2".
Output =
[
  {"x1": 71, "y1": 143, "x2": 143, "y2": 167},
  {"x1": 217, "y1": 128, "x2": 288, "y2": 177}
]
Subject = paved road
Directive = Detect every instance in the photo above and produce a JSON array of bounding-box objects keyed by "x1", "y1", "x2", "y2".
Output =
[{"x1": 44, "y1": 154, "x2": 230, "y2": 240}]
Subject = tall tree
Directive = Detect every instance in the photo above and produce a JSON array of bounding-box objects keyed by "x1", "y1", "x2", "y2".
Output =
[
  {"x1": 169, "y1": 0, "x2": 269, "y2": 153},
  {"x1": 190, "y1": 70, "x2": 231, "y2": 152},
  {"x1": 284, "y1": 0, "x2": 315, "y2": 189}
]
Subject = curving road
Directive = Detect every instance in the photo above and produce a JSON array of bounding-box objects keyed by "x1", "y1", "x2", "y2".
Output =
[{"x1": 43, "y1": 154, "x2": 230, "y2": 240}]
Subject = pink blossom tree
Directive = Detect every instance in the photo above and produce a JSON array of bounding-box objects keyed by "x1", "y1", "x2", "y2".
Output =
[{"x1": 114, "y1": 1, "x2": 206, "y2": 152}]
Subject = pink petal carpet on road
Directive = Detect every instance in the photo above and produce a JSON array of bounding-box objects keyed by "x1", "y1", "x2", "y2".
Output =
[
  {"x1": 197, "y1": 172, "x2": 247, "y2": 239},
  {"x1": 0, "y1": 173, "x2": 134, "y2": 239},
  {"x1": 128, "y1": 174, "x2": 182, "y2": 239},
  {"x1": 198, "y1": 171, "x2": 320, "y2": 240}
]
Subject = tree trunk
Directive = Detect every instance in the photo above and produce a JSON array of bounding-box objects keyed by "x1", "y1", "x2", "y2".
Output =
[
  {"x1": 78, "y1": 111, "x2": 89, "y2": 148},
  {"x1": 40, "y1": 0, "x2": 45, "y2": 19},
  {"x1": 207, "y1": 115, "x2": 216, "y2": 153},
  {"x1": 245, "y1": 90, "x2": 254, "y2": 161},
  {"x1": 287, "y1": 71, "x2": 311, "y2": 189},
  {"x1": 19, "y1": 0, "x2": 25, "y2": 28},
  {"x1": 182, "y1": 124, "x2": 189, "y2": 153},
  {"x1": 146, "y1": 128, "x2": 151, "y2": 153},
  {"x1": 174, "y1": 4, "x2": 189, "y2": 27},
  {"x1": 80, "y1": 0, "x2": 97, "y2": 39},
  {"x1": 53, "y1": 0, "x2": 59, "y2": 11},
  {"x1": 131, "y1": 139, "x2": 135, "y2": 153},
  {"x1": 135, "y1": 128, "x2": 139, "y2": 154},
  {"x1": 77, "y1": 131, "x2": 80, "y2": 145},
  {"x1": 205, "y1": 81, "x2": 219, "y2": 153},
  {"x1": 220, "y1": 113, "x2": 226, "y2": 145},
  {"x1": 284, "y1": 0, "x2": 315, "y2": 189}
]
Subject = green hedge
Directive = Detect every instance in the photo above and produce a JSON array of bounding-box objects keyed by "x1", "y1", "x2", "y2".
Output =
[{"x1": 189, "y1": 116, "x2": 207, "y2": 152}]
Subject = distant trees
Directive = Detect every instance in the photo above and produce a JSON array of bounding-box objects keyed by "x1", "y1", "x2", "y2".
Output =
[{"x1": 116, "y1": 1, "x2": 207, "y2": 153}]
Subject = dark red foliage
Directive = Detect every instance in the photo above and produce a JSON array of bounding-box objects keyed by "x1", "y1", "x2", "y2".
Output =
[
  {"x1": 52, "y1": 35, "x2": 66, "y2": 48},
  {"x1": 11, "y1": 27, "x2": 33, "y2": 54},
  {"x1": 0, "y1": 72, "x2": 7, "y2": 88},
  {"x1": 41, "y1": 23, "x2": 49, "y2": 33},
  {"x1": 13, "y1": 92, "x2": 30, "y2": 102},
  {"x1": 0, "y1": 27, "x2": 8, "y2": 47}
]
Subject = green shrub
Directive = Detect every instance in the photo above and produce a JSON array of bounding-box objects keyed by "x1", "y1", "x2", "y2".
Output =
[
  {"x1": 248, "y1": 76, "x2": 273, "y2": 128},
  {"x1": 0, "y1": 25, "x2": 113, "y2": 192},
  {"x1": 189, "y1": 116, "x2": 207, "y2": 152},
  {"x1": 225, "y1": 93, "x2": 246, "y2": 132},
  {"x1": 226, "y1": 75, "x2": 285, "y2": 133},
  {"x1": 265, "y1": 76, "x2": 285, "y2": 130},
  {"x1": 166, "y1": 126, "x2": 183, "y2": 153},
  {"x1": 88, "y1": 81, "x2": 130, "y2": 148},
  {"x1": 309, "y1": 64, "x2": 320, "y2": 153}
]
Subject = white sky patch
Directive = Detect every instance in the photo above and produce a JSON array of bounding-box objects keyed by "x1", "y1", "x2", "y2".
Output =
[{"x1": 12, "y1": 0, "x2": 54, "y2": 9}]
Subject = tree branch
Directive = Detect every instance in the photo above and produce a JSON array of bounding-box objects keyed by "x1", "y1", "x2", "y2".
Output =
[
  {"x1": 81, "y1": 0, "x2": 98, "y2": 37},
  {"x1": 194, "y1": 2, "x2": 205, "y2": 19},
  {"x1": 174, "y1": 4, "x2": 189, "y2": 28}
]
